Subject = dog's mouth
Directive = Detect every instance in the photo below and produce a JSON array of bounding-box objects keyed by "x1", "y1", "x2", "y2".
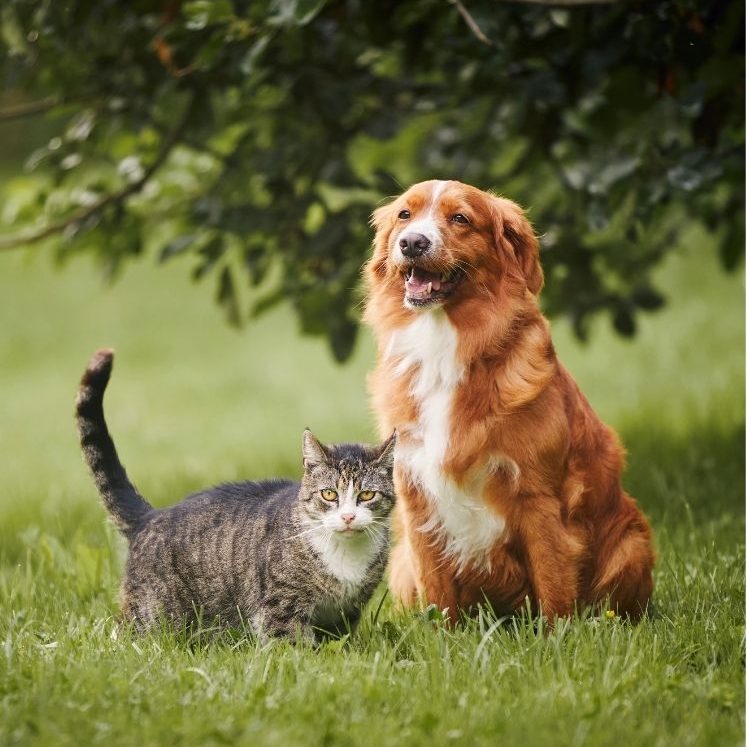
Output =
[{"x1": 403, "y1": 265, "x2": 464, "y2": 307}]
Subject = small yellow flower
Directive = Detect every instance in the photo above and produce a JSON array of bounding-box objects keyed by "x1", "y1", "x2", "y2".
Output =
[{"x1": 605, "y1": 609, "x2": 616, "y2": 620}]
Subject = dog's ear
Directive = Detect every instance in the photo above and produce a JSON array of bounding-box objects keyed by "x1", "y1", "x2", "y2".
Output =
[
  {"x1": 491, "y1": 197, "x2": 544, "y2": 295},
  {"x1": 367, "y1": 200, "x2": 396, "y2": 278},
  {"x1": 370, "y1": 202, "x2": 394, "y2": 232}
]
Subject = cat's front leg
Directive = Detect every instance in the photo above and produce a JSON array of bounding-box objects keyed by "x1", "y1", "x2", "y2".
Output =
[{"x1": 252, "y1": 607, "x2": 316, "y2": 645}]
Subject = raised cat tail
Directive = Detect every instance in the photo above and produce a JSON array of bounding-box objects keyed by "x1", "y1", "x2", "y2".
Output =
[{"x1": 76, "y1": 349, "x2": 152, "y2": 538}]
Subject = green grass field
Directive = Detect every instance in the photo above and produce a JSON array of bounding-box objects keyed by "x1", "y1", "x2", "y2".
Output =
[{"x1": 0, "y1": 228, "x2": 744, "y2": 747}]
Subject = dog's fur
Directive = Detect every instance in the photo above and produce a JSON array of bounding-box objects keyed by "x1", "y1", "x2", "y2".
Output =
[{"x1": 364, "y1": 179, "x2": 654, "y2": 621}]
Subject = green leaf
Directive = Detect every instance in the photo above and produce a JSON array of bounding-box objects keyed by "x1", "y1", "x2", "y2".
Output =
[
  {"x1": 589, "y1": 156, "x2": 640, "y2": 195},
  {"x1": 631, "y1": 286, "x2": 665, "y2": 311},
  {"x1": 269, "y1": 0, "x2": 328, "y2": 27},
  {"x1": 612, "y1": 303, "x2": 636, "y2": 337},
  {"x1": 159, "y1": 234, "x2": 199, "y2": 263},
  {"x1": 293, "y1": 0, "x2": 328, "y2": 25},
  {"x1": 192, "y1": 236, "x2": 225, "y2": 281},
  {"x1": 216, "y1": 265, "x2": 241, "y2": 327},
  {"x1": 719, "y1": 221, "x2": 744, "y2": 272},
  {"x1": 667, "y1": 165, "x2": 703, "y2": 192},
  {"x1": 328, "y1": 317, "x2": 358, "y2": 363},
  {"x1": 1, "y1": 6, "x2": 27, "y2": 55},
  {"x1": 183, "y1": 0, "x2": 234, "y2": 30},
  {"x1": 240, "y1": 36, "x2": 270, "y2": 76},
  {"x1": 250, "y1": 288, "x2": 286, "y2": 319}
]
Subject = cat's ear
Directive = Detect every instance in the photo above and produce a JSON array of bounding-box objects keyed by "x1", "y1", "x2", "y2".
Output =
[
  {"x1": 374, "y1": 430, "x2": 397, "y2": 473},
  {"x1": 302, "y1": 429, "x2": 329, "y2": 469}
]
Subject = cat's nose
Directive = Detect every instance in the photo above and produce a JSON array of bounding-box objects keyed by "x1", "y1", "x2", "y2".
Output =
[{"x1": 341, "y1": 513, "x2": 356, "y2": 525}]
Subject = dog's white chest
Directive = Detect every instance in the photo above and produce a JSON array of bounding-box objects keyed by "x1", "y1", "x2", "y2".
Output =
[{"x1": 386, "y1": 313, "x2": 507, "y2": 572}]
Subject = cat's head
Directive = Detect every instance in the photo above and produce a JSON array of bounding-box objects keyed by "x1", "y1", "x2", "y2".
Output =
[{"x1": 299, "y1": 429, "x2": 397, "y2": 539}]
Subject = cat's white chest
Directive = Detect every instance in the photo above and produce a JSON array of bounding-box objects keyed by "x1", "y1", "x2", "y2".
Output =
[
  {"x1": 307, "y1": 532, "x2": 382, "y2": 632},
  {"x1": 386, "y1": 312, "x2": 507, "y2": 572},
  {"x1": 309, "y1": 531, "x2": 378, "y2": 589}
]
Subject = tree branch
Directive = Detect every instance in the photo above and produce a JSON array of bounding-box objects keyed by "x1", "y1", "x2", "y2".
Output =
[
  {"x1": 0, "y1": 93, "x2": 195, "y2": 252},
  {"x1": 448, "y1": 0, "x2": 494, "y2": 46},
  {"x1": 450, "y1": 0, "x2": 618, "y2": 48},
  {"x1": 0, "y1": 96, "x2": 61, "y2": 122}
]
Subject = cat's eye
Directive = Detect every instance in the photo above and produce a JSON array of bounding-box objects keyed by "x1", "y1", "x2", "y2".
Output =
[
  {"x1": 320, "y1": 489, "x2": 338, "y2": 501},
  {"x1": 358, "y1": 490, "x2": 376, "y2": 502}
]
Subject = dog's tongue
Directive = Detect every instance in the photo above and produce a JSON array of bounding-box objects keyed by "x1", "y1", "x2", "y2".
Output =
[{"x1": 406, "y1": 267, "x2": 441, "y2": 295}]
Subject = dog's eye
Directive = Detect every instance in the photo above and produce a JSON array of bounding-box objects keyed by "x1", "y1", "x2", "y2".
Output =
[
  {"x1": 451, "y1": 213, "x2": 470, "y2": 224},
  {"x1": 398, "y1": 209, "x2": 411, "y2": 220},
  {"x1": 320, "y1": 489, "x2": 338, "y2": 501}
]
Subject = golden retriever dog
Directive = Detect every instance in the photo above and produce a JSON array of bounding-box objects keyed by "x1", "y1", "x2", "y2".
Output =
[{"x1": 364, "y1": 179, "x2": 654, "y2": 622}]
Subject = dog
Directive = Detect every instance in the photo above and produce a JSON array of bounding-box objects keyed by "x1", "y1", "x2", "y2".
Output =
[{"x1": 364, "y1": 179, "x2": 654, "y2": 622}]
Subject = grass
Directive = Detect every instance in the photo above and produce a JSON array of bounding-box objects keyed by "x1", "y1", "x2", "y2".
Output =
[{"x1": 0, "y1": 228, "x2": 744, "y2": 747}]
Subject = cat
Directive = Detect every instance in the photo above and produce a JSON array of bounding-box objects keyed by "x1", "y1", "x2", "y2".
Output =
[{"x1": 75, "y1": 348, "x2": 397, "y2": 642}]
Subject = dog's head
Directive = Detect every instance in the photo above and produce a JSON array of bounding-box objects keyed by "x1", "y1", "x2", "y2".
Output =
[{"x1": 366, "y1": 180, "x2": 542, "y2": 313}]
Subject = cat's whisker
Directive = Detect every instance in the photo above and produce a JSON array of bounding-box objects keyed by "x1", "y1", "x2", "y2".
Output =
[
  {"x1": 288, "y1": 518, "x2": 326, "y2": 537},
  {"x1": 363, "y1": 522, "x2": 388, "y2": 536},
  {"x1": 362, "y1": 524, "x2": 386, "y2": 547},
  {"x1": 284, "y1": 525, "x2": 323, "y2": 542}
]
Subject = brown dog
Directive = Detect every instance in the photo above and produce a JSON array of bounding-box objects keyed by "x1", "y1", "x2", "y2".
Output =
[{"x1": 364, "y1": 179, "x2": 654, "y2": 622}]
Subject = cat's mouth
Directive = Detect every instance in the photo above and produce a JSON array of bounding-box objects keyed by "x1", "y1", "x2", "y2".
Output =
[{"x1": 337, "y1": 527, "x2": 365, "y2": 536}]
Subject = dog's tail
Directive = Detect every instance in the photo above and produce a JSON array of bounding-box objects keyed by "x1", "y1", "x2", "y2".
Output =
[{"x1": 75, "y1": 349, "x2": 152, "y2": 538}]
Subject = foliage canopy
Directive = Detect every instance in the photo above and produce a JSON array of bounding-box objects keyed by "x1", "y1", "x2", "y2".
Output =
[{"x1": 0, "y1": 0, "x2": 743, "y2": 359}]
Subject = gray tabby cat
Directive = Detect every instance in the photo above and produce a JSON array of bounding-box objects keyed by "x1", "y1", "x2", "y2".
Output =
[{"x1": 75, "y1": 349, "x2": 396, "y2": 642}]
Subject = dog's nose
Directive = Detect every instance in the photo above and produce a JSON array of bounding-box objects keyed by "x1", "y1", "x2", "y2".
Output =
[{"x1": 399, "y1": 233, "x2": 431, "y2": 258}]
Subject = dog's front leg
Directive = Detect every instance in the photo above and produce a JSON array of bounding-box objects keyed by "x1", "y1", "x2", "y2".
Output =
[
  {"x1": 390, "y1": 482, "x2": 460, "y2": 622},
  {"x1": 518, "y1": 495, "x2": 584, "y2": 620},
  {"x1": 388, "y1": 506, "x2": 419, "y2": 606}
]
